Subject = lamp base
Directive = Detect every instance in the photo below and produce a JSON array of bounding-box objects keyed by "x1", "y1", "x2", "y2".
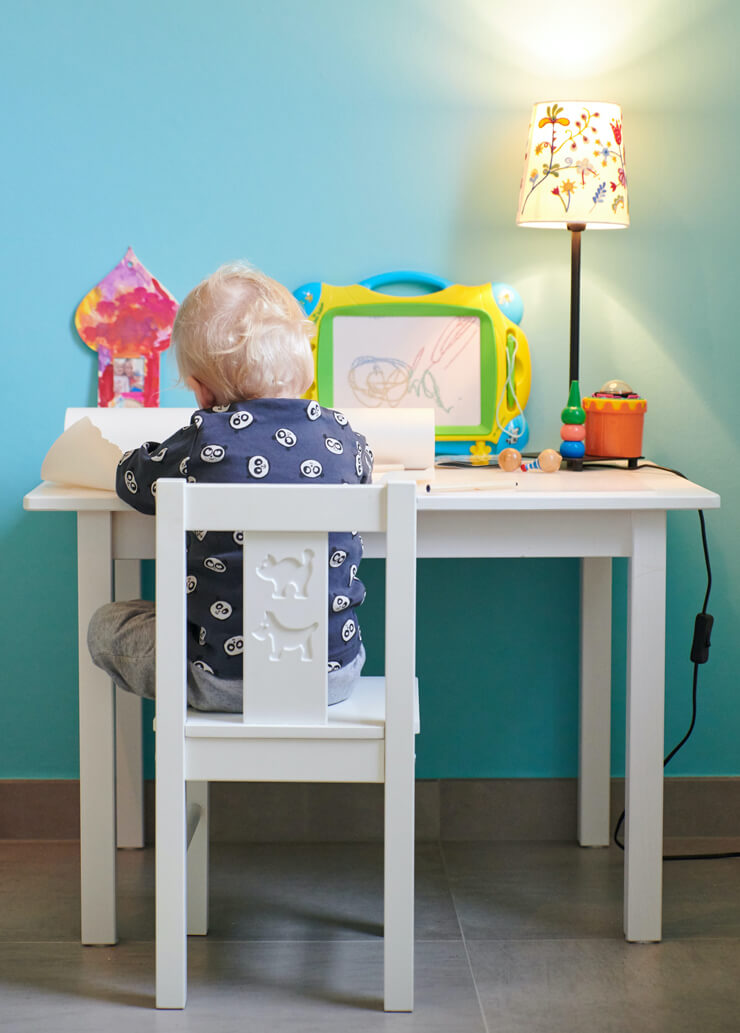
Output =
[
  {"x1": 563, "y1": 454, "x2": 643, "y2": 471},
  {"x1": 583, "y1": 454, "x2": 642, "y2": 469},
  {"x1": 565, "y1": 457, "x2": 643, "y2": 470}
]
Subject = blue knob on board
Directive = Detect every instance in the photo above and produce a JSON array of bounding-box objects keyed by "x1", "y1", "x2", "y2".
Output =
[{"x1": 491, "y1": 282, "x2": 524, "y2": 324}]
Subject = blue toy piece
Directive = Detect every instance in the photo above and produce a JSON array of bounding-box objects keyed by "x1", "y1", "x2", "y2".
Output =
[
  {"x1": 498, "y1": 414, "x2": 529, "y2": 450},
  {"x1": 293, "y1": 281, "x2": 322, "y2": 316},
  {"x1": 559, "y1": 439, "x2": 586, "y2": 460},
  {"x1": 491, "y1": 282, "x2": 524, "y2": 325},
  {"x1": 358, "y1": 270, "x2": 452, "y2": 293}
]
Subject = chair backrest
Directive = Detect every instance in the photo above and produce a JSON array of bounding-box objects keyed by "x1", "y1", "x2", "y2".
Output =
[{"x1": 155, "y1": 480, "x2": 417, "y2": 726}]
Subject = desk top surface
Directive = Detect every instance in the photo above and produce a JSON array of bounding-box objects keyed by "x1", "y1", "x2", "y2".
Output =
[{"x1": 24, "y1": 464, "x2": 720, "y2": 514}]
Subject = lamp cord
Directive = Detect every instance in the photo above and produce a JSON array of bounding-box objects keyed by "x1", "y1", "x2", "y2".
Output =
[{"x1": 586, "y1": 461, "x2": 737, "y2": 862}]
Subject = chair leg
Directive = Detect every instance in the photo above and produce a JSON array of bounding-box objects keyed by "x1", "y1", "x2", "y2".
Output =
[
  {"x1": 156, "y1": 775, "x2": 187, "y2": 1008},
  {"x1": 383, "y1": 766, "x2": 414, "y2": 1011},
  {"x1": 186, "y1": 781, "x2": 209, "y2": 936}
]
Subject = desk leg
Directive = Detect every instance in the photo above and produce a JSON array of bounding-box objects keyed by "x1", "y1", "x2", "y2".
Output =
[
  {"x1": 77, "y1": 512, "x2": 117, "y2": 945},
  {"x1": 624, "y1": 511, "x2": 666, "y2": 942},
  {"x1": 578, "y1": 557, "x2": 612, "y2": 846},
  {"x1": 114, "y1": 560, "x2": 144, "y2": 849}
]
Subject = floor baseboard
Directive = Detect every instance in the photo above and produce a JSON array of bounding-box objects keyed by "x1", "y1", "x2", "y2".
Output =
[{"x1": 1, "y1": 777, "x2": 738, "y2": 843}]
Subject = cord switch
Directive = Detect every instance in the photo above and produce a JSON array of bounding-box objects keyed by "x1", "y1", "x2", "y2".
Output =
[{"x1": 691, "y1": 613, "x2": 713, "y2": 664}]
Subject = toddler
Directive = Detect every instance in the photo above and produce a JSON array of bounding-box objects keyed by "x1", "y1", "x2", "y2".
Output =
[{"x1": 88, "y1": 263, "x2": 372, "y2": 710}]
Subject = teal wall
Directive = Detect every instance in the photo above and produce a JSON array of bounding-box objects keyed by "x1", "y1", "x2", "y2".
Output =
[{"x1": 3, "y1": 0, "x2": 738, "y2": 780}]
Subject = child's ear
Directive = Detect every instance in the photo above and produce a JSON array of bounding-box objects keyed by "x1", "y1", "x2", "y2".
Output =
[{"x1": 186, "y1": 377, "x2": 217, "y2": 410}]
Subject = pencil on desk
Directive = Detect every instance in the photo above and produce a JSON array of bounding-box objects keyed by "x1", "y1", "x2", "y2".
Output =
[{"x1": 424, "y1": 481, "x2": 511, "y2": 494}]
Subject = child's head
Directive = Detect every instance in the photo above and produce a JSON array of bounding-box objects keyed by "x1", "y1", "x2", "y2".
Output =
[{"x1": 173, "y1": 263, "x2": 315, "y2": 405}]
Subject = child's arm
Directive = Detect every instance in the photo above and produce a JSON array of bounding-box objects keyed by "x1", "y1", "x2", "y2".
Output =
[{"x1": 116, "y1": 419, "x2": 200, "y2": 515}]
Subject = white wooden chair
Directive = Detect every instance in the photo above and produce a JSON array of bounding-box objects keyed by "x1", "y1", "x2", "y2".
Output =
[{"x1": 155, "y1": 479, "x2": 419, "y2": 1010}]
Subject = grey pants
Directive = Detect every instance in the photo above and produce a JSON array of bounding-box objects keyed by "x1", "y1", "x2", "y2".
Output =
[{"x1": 88, "y1": 600, "x2": 365, "y2": 711}]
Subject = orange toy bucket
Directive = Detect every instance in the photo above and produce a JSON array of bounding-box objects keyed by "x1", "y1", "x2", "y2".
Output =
[{"x1": 583, "y1": 396, "x2": 647, "y2": 458}]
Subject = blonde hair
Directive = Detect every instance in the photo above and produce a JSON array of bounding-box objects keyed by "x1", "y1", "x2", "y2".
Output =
[{"x1": 173, "y1": 263, "x2": 315, "y2": 402}]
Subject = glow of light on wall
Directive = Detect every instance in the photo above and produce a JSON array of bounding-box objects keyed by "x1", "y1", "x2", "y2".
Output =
[{"x1": 426, "y1": 0, "x2": 718, "y2": 80}]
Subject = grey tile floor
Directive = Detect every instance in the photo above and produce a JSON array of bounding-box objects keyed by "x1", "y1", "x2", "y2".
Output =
[{"x1": 1, "y1": 838, "x2": 739, "y2": 1032}]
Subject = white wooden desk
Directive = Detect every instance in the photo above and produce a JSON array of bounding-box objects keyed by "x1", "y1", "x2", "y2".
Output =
[{"x1": 24, "y1": 465, "x2": 719, "y2": 946}]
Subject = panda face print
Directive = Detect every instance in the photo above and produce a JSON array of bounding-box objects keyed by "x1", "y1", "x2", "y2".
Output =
[
  {"x1": 204, "y1": 556, "x2": 227, "y2": 573},
  {"x1": 348, "y1": 564, "x2": 357, "y2": 585},
  {"x1": 233, "y1": 530, "x2": 244, "y2": 546},
  {"x1": 247, "y1": 455, "x2": 270, "y2": 479},
  {"x1": 150, "y1": 482, "x2": 157, "y2": 497},
  {"x1": 341, "y1": 618, "x2": 357, "y2": 642},
  {"x1": 194, "y1": 529, "x2": 207, "y2": 542},
  {"x1": 333, "y1": 410, "x2": 348, "y2": 427},
  {"x1": 324, "y1": 436, "x2": 343, "y2": 455},
  {"x1": 198, "y1": 627, "x2": 207, "y2": 646},
  {"x1": 364, "y1": 445, "x2": 374, "y2": 467},
  {"x1": 186, "y1": 575, "x2": 198, "y2": 594},
  {"x1": 300, "y1": 459, "x2": 323, "y2": 479},
  {"x1": 212, "y1": 404, "x2": 231, "y2": 412},
  {"x1": 230, "y1": 410, "x2": 253, "y2": 430},
  {"x1": 179, "y1": 457, "x2": 189, "y2": 476},
  {"x1": 150, "y1": 447, "x2": 167, "y2": 462},
  {"x1": 274, "y1": 427, "x2": 297, "y2": 448},
  {"x1": 119, "y1": 449, "x2": 134, "y2": 466},
  {"x1": 201, "y1": 444, "x2": 226, "y2": 463},
  {"x1": 354, "y1": 451, "x2": 363, "y2": 477},
  {"x1": 193, "y1": 659, "x2": 214, "y2": 673},
  {"x1": 187, "y1": 476, "x2": 197, "y2": 483},
  {"x1": 210, "y1": 600, "x2": 233, "y2": 621},
  {"x1": 306, "y1": 400, "x2": 321, "y2": 421},
  {"x1": 327, "y1": 660, "x2": 342, "y2": 673},
  {"x1": 192, "y1": 414, "x2": 203, "y2": 428},
  {"x1": 224, "y1": 635, "x2": 244, "y2": 656},
  {"x1": 332, "y1": 594, "x2": 351, "y2": 612},
  {"x1": 124, "y1": 470, "x2": 138, "y2": 494},
  {"x1": 329, "y1": 549, "x2": 347, "y2": 567}
]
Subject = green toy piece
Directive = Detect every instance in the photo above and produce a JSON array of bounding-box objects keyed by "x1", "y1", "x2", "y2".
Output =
[{"x1": 561, "y1": 380, "x2": 586, "y2": 424}]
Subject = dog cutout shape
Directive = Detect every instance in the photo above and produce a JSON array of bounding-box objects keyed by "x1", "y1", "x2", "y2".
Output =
[{"x1": 252, "y1": 611, "x2": 319, "y2": 662}]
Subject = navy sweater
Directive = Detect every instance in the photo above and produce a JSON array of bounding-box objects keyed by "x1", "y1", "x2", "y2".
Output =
[{"x1": 116, "y1": 398, "x2": 372, "y2": 679}]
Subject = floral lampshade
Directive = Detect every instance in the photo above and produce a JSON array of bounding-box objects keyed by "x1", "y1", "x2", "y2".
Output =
[{"x1": 516, "y1": 101, "x2": 629, "y2": 229}]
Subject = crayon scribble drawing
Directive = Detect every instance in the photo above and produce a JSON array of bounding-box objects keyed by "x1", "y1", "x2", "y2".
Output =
[
  {"x1": 75, "y1": 247, "x2": 178, "y2": 407},
  {"x1": 333, "y1": 316, "x2": 481, "y2": 425}
]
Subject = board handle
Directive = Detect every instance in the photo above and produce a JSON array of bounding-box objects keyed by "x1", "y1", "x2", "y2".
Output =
[{"x1": 358, "y1": 270, "x2": 451, "y2": 293}]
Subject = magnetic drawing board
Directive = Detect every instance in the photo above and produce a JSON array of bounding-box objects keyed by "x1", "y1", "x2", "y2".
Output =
[
  {"x1": 317, "y1": 302, "x2": 497, "y2": 436},
  {"x1": 295, "y1": 274, "x2": 532, "y2": 455}
]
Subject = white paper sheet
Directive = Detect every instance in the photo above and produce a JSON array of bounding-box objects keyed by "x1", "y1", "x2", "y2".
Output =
[
  {"x1": 42, "y1": 405, "x2": 436, "y2": 490},
  {"x1": 41, "y1": 418, "x2": 123, "y2": 490},
  {"x1": 341, "y1": 407, "x2": 434, "y2": 470}
]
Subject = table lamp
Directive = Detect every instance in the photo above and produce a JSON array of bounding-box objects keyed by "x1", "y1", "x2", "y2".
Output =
[{"x1": 516, "y1": 101, "x2": 629, "y2": 463}]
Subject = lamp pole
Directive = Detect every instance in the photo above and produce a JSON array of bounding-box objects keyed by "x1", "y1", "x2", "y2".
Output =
[{"x1": 567, "y1": 222, "x2": 586, "y2": 387}]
